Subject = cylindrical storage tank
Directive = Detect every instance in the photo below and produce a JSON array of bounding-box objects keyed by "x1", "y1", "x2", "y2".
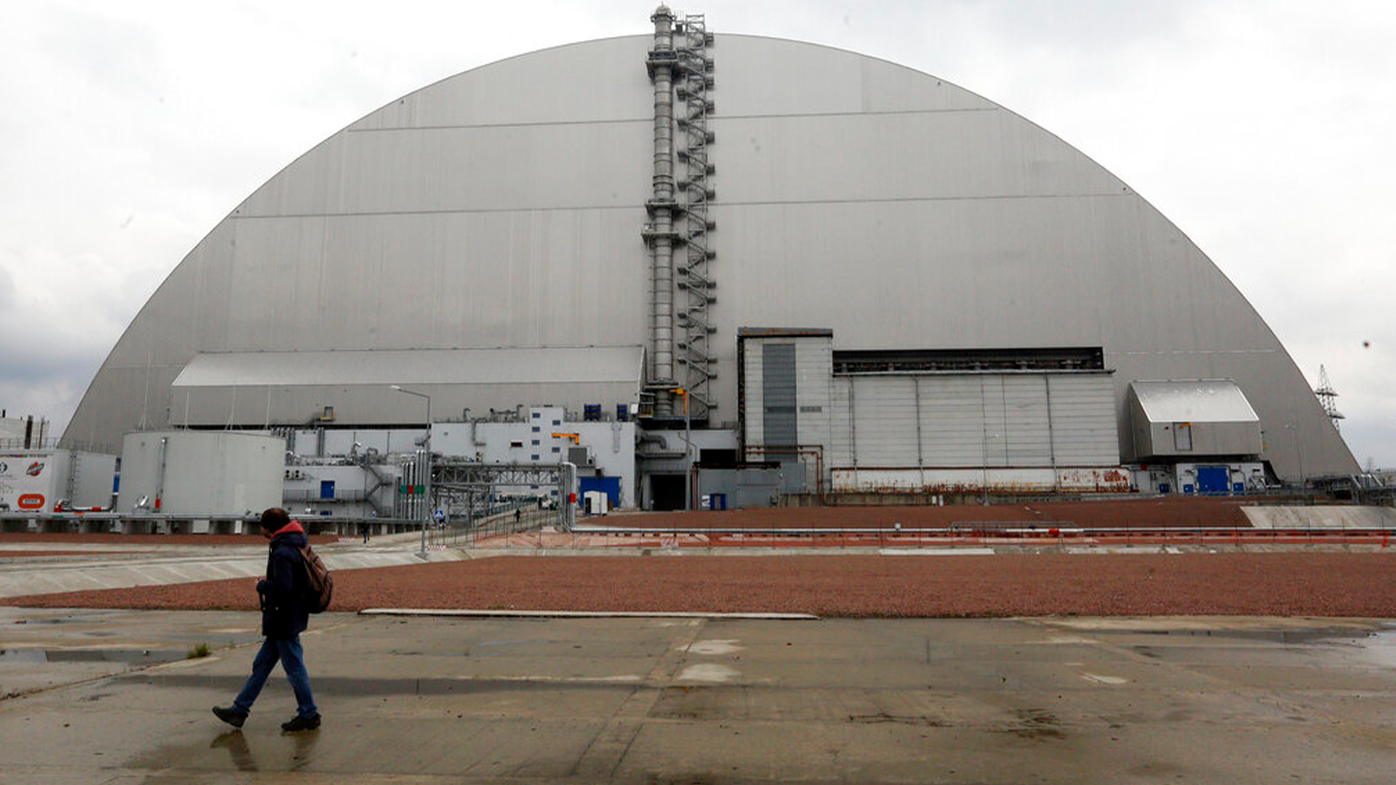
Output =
[{"x1": 117, "y1": 431, "x2": 284, "y2": 516}]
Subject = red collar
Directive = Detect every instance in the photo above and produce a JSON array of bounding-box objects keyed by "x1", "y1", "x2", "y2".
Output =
[{"x1": 271, "y1": 520, "x2": 305, "y2": 537}]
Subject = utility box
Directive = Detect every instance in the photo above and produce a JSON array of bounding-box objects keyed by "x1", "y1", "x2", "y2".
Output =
[
  {"x1": 117, "y1": 431, "x2": 283, "y2": 516},
  {"x1": 583, "y1": 490, "x2": 609, "y2": 516},
  {"x1": 0, "y1": 449, "x2": 115, "y2": 513},
  {"x1": 1128, "y1": 380, "x2": 1263, "y2": 459}
]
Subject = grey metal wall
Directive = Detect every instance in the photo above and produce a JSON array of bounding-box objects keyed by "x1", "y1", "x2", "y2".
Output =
[
  {"x1": 65, "y1": 34, "x2": 1354, "y2": 480},
  {"x1": 740, "y1": 332, "x2": 833, "y2": 463},
  {"x1": 830, "y1": 373, "x2": 1118, "y2": 469},
  {"x1": 760, "y1": 344, "x2": 798, "y2": 454}
]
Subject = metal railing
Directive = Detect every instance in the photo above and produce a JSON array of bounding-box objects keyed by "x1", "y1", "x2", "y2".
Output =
[
  {"x1": 0, "y1": 437, "x2": 113, "y2": 454},
  {"x1": 427, "y1": 500, "x2": 556, "y2": 548}
]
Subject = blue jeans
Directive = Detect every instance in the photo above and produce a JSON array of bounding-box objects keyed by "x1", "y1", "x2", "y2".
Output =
[{"x1": 232, "y1": 636, "x2": 317, "y2": 718}]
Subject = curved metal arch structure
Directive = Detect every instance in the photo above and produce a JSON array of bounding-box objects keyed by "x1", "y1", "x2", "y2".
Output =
[{"x1": 64, "y1": 30, "x2": 1355, "y2": 481}]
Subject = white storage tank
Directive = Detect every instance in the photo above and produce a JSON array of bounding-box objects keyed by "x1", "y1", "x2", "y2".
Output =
[{"x1": 117, "y1": 431, "x2": 283, "y2": 516}]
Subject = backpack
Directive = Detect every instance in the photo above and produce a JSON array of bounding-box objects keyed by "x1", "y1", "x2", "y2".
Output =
[{"x1": 298, "y1": 543, "x2": 334, "y2": 613}]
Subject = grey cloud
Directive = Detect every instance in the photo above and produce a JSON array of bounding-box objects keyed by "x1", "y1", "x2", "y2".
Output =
[{"x1": 0, "y1": 343, "x2": 106, "y2": 388}]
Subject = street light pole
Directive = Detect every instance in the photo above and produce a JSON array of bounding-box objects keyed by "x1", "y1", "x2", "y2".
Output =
[{"x1": 390, "y1": 385, "x2": 432, "y2": 553}]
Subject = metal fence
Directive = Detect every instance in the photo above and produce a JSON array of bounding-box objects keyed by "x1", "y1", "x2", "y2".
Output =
[
  {"x1": 396, "y1": 458, "x2": 577, "y2": 548},
  {"x1": 427, "y1": 500, "x2": 558, "y2": 548}
]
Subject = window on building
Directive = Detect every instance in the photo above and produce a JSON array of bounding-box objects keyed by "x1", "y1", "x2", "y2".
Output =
[
  {"x1": 510, "y1": 440, "x2": 523, "y2": 449},
  {"x1": 551, "y1": 446, "x2": 560, "y2": 453},
  {"x1": 552, "y1": 420, "x2": 561, "y2": 426},
  {"x1": 532, "y1": 412, "x2": 540, "y2": 419},
  {"x1": 531, "y1": 454, "x2": 539, "y2": 461},
  {"x1": 531, "y1": 439, "x2": 539, "y2": 446},
  {"x1": 531, "y1": 426, "x2": 539, "y2": 432}
]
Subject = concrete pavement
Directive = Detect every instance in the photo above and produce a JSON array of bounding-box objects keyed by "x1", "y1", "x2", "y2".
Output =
[
  {"x1": 0, "y1": 537, "x2": 464, "y2": 599},
  {"x1": 3, "y1": 607, "x2": 1396, "y2": 783}
]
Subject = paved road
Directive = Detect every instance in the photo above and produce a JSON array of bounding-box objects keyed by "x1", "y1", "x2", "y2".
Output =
[{"x1": 2, "y1": 607, "x2": 1395, "y2": 784}]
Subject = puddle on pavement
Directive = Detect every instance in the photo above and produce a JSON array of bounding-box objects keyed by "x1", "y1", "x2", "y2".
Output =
[
  {"x1": 1110, "y1": 627, "x2": 1375, "y2": 645},
  {"x1": 1352, "y1": 627, "x2": 1396, "y2": 668},
  {"x1": 0, "y1": 648, "x2": 183, "y2": 664},
  {"x1": 10, "y1": 616, "x2": 96, "y2": 626},
  {"x1": 129, "y1": 728, "x2": 323, "y2": 775},
  {"x1": 144, "y1": 673, "x2": 640, "y2": 696}
]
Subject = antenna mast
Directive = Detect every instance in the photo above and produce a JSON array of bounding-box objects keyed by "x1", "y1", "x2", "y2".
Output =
[{"x1": 1314, "y1": 365, "x2": 1344, "y2": 431}]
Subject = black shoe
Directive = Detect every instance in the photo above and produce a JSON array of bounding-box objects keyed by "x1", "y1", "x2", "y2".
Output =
[
  {"x1": 212, "y1": 706, "x2": 247, "y2": 728},
  {"x1": 281, "y1": 713, "x2": 321, "y2": 732}
]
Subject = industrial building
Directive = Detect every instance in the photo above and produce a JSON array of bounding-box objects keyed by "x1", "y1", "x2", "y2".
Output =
[{"x1": 58, "y1": 8, "x2": 1356, "y2": 517}]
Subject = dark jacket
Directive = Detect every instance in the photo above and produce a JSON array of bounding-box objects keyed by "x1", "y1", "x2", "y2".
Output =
[{"x1": 257, "y1": 521, "x2": 310, "y2": 639}]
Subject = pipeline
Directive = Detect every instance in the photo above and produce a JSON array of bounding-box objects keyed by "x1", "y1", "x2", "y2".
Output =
[
  {"x1": 648, "y1": 4, "x2": 677, "y2": 414},
  {"x1": 742, "y1": 445, "x2": 828, "y2": 505}
]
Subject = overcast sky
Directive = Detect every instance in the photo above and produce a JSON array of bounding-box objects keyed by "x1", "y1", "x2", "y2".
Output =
[{"x1": 2, "y1": 1, "x2": 1393, "y2": 467}]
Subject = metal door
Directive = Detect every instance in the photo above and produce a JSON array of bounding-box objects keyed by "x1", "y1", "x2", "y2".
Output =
[{"x1": 1197, "y1": 466, "x2": 1229, "y2": 495}]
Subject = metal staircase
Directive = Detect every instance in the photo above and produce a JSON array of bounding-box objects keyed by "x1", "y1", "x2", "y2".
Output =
[
  {"x1": 643, "y1": 7, "x2": 716, "y2": 423},
  {"x1": 673, "y1": 13, "x2": 717, "y2": 421}
]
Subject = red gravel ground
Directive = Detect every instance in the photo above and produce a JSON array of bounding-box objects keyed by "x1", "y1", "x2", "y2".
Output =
[
  {"x1": 11, "y1": 553, "x2": 1396, "y2": 617},
  {"x1": 619, "y1": 497, "x2": 1258, "y2": 529}
]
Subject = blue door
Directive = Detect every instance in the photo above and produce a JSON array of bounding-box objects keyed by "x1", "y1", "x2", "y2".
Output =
[
  {"x1": 1197, "y1": 466, "x2": 1229, "y2": 495},
  {"x1": 577, "y1": 476, "x2": 621, "y2": 508},
  {"x1": 320, "y1": 480, "x2": 336, "y2": 499}
]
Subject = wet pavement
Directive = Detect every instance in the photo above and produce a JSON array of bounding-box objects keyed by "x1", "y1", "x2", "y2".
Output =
[
  {"x1": 0, "y1": 535, "x2": 463, "y2": 600},
  {"x1": 3, "y1": 607, "x2": 1396, "y2": 784}
]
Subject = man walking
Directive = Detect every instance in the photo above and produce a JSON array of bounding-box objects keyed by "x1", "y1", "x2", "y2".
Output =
[{"x1": 213, "y1": 507, "x2": 321, "y2": 731}]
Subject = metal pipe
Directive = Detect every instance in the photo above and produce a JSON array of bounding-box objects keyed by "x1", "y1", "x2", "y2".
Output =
[
  {"x1": 848, "y1": 378, "x2": 858, "y2": 490},
  {"x1": 155, "y1": 436, "x2": 168, "y2": 513},
  {"x1": 913, "y1": 377, "x2": 924, "y2": 491},
  {"x1": 418, "y1": 448, "x2": 432, "y2": 553},
  {"x1": 389, "y1": 384, "x2": 433, "y2": 551},
  {"x1": 649, "y1": 5, "x2": 676, "y2": 415},
  {"x1": 742, "y1": 445, "x2": 827, "y2": 505},
  {"x1": 1044, "y1": 375, "x2": 1059, "y2": 492}
]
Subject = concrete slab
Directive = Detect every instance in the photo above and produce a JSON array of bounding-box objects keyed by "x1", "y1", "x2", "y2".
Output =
[
  {"x1": 2, "y1": 610, "x2": 1396, "y2": 783},
  {"x1": 0, "y1": 544, "x2": 464, "y2": 599},
  {"x1": 361, "y1": 608, "x2": 819, "y2": 620},
  {"x1": 1244, "y1": 505, "x2": 1396, "y2": 529}
]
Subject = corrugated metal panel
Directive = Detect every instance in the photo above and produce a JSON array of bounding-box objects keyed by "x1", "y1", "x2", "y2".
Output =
[
  {"x1": 1048, "y1": 374, "x2": 1120, "y2": 465},
  {"x1": 1001, "y1": 376, "x2": 1051, "y2": 465},
  {"x1": 1130, "y1": 380, "x2": 1260, "y2": 423},
  {"x1": 741, "y1": 339, "x2": 763, "y2": 447},
  {"x1": 851, "y1": 377, "x2": 920, "y2": 466},
  {"x1": 171, "y1": 382, "x2": 641, "y2": 429},
  {"x1": 794, "y1": 338, "x2": 833, "y2": 451},
  {"x1": 831, "y1": 467, "x2": 1131, "y2": 493},
  {"x1": 173, "y1": 347, "x2": 644, "y2": 387},
  {"x1": 913, "y1": 376, "x2": 985, "y2": 465},
  {"x1": 762, "y1": 344, "x2": 798, "y2": 453},
  {"x1": 830, "y1": 378, "x2": 854, "y2": 467},
  {"x1": 835, "y1": 372, "x2": 1118, "y2": 469}
]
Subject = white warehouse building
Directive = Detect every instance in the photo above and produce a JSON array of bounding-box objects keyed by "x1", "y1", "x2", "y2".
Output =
[{"x1": 62, "y1": 8, "x2": 1356, "y2": 512}]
